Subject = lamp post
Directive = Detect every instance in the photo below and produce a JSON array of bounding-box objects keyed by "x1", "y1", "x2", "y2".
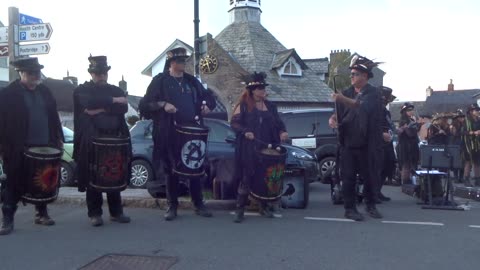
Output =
[{"x1": 193, "y1": 0, "x2": 200, "y2": 79}]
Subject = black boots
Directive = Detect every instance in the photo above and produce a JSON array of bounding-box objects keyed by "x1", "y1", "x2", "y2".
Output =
[
  {"x1": 194, "y1": 204, "x2": 213, "y2": 218},
  {"x1": 34, "y1": 205, "x2": 55, "y2": 226},
  {"x1": 365, "y1": 205, "x2": 383, "y2": 219},
  {"x1": 164, "y1": 205, "x2": 178, "y2": 221},
  {"x1": 0, "y1": 205, "x2": 17, "y2": 235},
  {"x1": 90, "y1": 216, "x2": 104, "y2": 227},
  {"x1": 110, "y1": 214, "x2": 131, "y2": 223},
  {"x1": 233, "y1": 207, "x2": 245, "y2": 223},
  {"x1": 344, "y1": 208, "x2": 364, "y2": 221}
]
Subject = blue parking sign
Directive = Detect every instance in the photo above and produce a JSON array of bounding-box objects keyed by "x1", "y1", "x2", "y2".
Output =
[{"x1": 19, "y1": 32, "x2": 26, "y2": 41}]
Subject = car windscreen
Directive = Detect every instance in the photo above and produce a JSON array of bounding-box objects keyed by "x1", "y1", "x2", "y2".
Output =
[
  {"x1": 62, "y1": 127, "x2": 74, "y2": 143},
  {"x1": 281, "y1": 112, "x2": 335, "y2": 137}
]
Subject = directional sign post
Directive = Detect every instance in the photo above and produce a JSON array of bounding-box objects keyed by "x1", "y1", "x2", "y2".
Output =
[
  {"x1": 19, "y1": 13, "x2": 43, "y2": 25},
  {"x1": 17, "y1": 43, "x2": 50, "y2": 56},
  {"x1": 0, "y1": 27, "x2": 7, "y2": 43},
  {"x1": 0, "y1": 44, "x2": 8, "y2": 57},
  {"x1": 19, "y1": 23, "x2": 53, "y2": 42}
]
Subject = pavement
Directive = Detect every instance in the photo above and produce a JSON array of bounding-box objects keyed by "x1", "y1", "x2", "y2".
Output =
[
  {"x1": 55, "y1": 181, "x2": 480, "y2": 211},
  {"x1": 55, "y1": 187, "x2": 237, "y2": 210}
]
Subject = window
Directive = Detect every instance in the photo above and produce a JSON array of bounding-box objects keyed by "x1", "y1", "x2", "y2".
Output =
[
  {"x1": 62, "y1": 127, "x2": 74, "y2": 143},
  {"x1": 205, "y1": 121, "x2": 235, "y2": 143},
  {"x1": 280, "y1": 58, "x2": 302, "y2": 76}
]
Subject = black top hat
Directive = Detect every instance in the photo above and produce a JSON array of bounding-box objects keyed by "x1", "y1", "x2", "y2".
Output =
[
  {"x1": 88, "y1": 55, "x2": 111, "y2": 73},
  {"x1": 12, "y1": 57, "x2": 44, "y2": 71},
  {"x1": 242, "y1": 72, "x2": 269, "y2": 90},
  {"x1": 381, "y1": 86, "x2": 396, "y2": 103},
  {"x1": 453, "y1": 109, "x2": 465, "y2": 119},
  {"x1": 166, "y1": 47, "x2": 189, "y2": 61},
  {"x1": 400, "y1": 102, "x2": 414, "y2": 113},
  {"x1": 467, "y1": 103, "x2": 480, "y2": 113},
  {"x1": 349, "y1": 55, "x2": 381, "y2": 79}
]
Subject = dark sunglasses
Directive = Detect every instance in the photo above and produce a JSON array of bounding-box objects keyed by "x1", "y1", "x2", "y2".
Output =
[
  {"x1": 407, "y1": 108, "x2": 414, "y2": 112},
  {"x1": 174, "y1": 58, "x2": 186, "y2": 64},
  {"x1": 93, "y1": 71, "x2": 108, "y2": 76},
  {"x1": 26, "y1": 70, "x2": 41, "y2": 76},
  {"x1": 350, "y1": 72, "x2": 362, "y2": 77}
]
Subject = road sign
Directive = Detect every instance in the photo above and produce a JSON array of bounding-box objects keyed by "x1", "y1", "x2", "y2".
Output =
[
  {"x1": 0, "y1": 27, "x2": 7, "y2": 43},
  {"x1": 0, "y1": 44, "x2": 8, "y2": 57},
  {"x1": 19, "y1": 13, "x2": 43, "y2": 25},
  {"x1": 19, "y1": 23, "x2": 52, "y2": 42},
  {"x1": 17, "y1": 43, "x2": 50, "y2": 56}
]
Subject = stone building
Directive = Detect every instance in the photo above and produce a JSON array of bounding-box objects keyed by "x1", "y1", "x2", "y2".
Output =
[{"x1": 142, "y1": 0, "x2": 333, "y2": 118}]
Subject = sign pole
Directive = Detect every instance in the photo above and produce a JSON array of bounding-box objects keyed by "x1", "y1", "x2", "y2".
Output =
[{"x1": 8, "y1": 6, "x2": 19, "y2": 82}]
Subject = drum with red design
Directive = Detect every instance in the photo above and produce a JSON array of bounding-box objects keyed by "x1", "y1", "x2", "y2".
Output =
[
  {"x1": 90, "y1": 137, "x2": 130, "y2": 192},
  {"x1": 250, "y1": 145, "x2": 287, "y2": 202},
  {"x1": 22, "y1": 147, "x2": 63, "y2": 204}
]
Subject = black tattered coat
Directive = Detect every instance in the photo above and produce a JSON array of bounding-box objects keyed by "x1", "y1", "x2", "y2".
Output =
[
  {"x1": 139, "y1": 72, "x2": 216, "y2": 171},
  {"x1": 72, "y1": 81, "x2": 131, "y2": 192},
  {"x1": 0, "y1": 80, "x2": 63, "y2": 195}
]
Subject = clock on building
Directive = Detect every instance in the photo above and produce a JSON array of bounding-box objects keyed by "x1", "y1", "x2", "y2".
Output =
[{"x1": 199, "y1": 55, "x2": 218, "y2": 74}]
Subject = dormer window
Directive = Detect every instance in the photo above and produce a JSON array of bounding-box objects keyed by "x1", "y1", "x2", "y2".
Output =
[{"x1": 281, "y1": 58, "x2": 302, "y2": 76}]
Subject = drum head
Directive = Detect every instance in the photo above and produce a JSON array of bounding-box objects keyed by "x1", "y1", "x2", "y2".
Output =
[{"x1": 27, "y1": 147, "x2": 62, "y2": 155}]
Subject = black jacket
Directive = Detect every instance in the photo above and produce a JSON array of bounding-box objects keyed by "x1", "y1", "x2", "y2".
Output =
[
  {"x1": 73, "y1": 81, "x2": 132, "y2": 192},
  {"x1": 139, "y1": 72, "x2": 216, "y2": 165},
  {"x1": 0, "y1": 80, "x2": 63, "y2": 195}
]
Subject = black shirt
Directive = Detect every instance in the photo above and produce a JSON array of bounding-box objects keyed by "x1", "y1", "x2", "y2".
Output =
[
  {"x1": 22, "y1": 86, "x2": 49, "y2": 145},
  {"x1": 165, "y1": 76, "x2": 196, "y2": 124}
]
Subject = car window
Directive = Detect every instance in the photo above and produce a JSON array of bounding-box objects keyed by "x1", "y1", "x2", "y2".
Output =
[
  {"x1": 205, "y1": 121, "x2": 235, "y2": 143},
  {"x1": 281, "y1": 111, "x2": 335, "y2": 137},
  {"x1": 62, "y1": 127, "x2": 74, "y2": 143}
]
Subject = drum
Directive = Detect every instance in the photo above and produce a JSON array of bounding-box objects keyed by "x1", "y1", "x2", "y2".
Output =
[
  {"x1": 250, "y1": 145, "x2": 287, "y2": 202},
  {"x1": 90, "y1": 137, "x2": 130, "y2": 192},
  {"x1": 172, "y1": 124, "x2": 209, "y2": 178},
  {"x1": 22, "y1": 146, "x2": 63, "y2": 204}
]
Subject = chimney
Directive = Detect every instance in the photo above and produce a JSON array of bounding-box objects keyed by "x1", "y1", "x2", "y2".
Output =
[
  {"x1": 426, "y1": 86, "x2": 433, "y2": 97},
  {"x1": 119, "y1": 75, "x2": 127, "y2": 95},
  {"x1": 63, "y1": 70, "x2": 78, "y2": 86},
  {"x1": 447, "y1": 79, "x2": 454, "y2": 91}
]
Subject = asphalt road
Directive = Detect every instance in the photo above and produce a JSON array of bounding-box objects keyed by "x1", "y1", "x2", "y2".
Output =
[{"x1": 1, "y1": 183, "x2": 479, "y2": 270}]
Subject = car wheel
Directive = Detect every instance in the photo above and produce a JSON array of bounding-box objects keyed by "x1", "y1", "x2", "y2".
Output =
[
  {"x1": 319, "y1": 156, "x2": 336, "y2": 181},
  {"x1": 60, "y1": 161, "x2": 74, "y2": 187},
  {"x1": 130, "y1": 159, "x2": 153, "y2": 188}
]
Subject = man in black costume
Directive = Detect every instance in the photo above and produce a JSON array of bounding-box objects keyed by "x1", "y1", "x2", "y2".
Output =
[
  {"x1": 378, "y1": 86, "x2": 396, "y2": 201},
  {"x1": 0, "y1": 58, "x2": 63, "y2": 235},
  {"x1": 73, "y1": 55, "x2": 131, "y2": 226},
  {"x1": 330, "y1": 55, "x2": 384, "y2": 221},
  {"x1": 139, "y1": 48, "x2": 216, "y2": 221}
]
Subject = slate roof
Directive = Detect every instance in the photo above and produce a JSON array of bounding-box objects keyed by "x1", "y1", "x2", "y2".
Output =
[
  {"x1": 127, "y1": 95, "x2": 142, "y2": 111},
  {"x1": 42, "y1": 78, "x2": 75, "y2": 112},
  {"x1": 389, "y1": 101, "x2": 426, "y2": 123},
  {"x1": 214, "y1": 21, "x2": 332, "y2": 103},
  {"x1": 271, "y1": 49, "x2": 308, "y2": 70},
  {"x1": 424, "y1": 89, "x2": 480, "y2": 115},
  {"x1": 303, "y1": 58, "x2": 329, "y2": 75}
]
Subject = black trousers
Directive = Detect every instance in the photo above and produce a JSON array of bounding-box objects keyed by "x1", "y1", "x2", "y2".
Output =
[
  {"x1": 1, "y1": 177, "x2": 48, "y2": 217},
  {"x1": 381, "y1": 143, "x2": 396, "y2": 190},
  {"x1": 86, "y1": 188, "x2": 123, "y2": 217},
  {"x1": 341, "y1": 147, "x2": 377, "y2": 209},
  {"x1": 166, "y1": 174, "x2": 204, "y2": 207}
]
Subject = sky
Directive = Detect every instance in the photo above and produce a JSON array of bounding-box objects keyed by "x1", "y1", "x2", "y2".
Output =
[{"x1": 0, "y1": 0, "x2": 479, "y2": 101}]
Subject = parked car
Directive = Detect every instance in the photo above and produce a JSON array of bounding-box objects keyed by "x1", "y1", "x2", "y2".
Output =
[
  {"x1": 60, "y1": 126, "x2": 76, "y2": 186},
  {"x1": 129, "y1": 118, "x2": 319, "y2": 190},
  {"x1": 279, "y1": 108, "x2": 337, "y2": 183}
]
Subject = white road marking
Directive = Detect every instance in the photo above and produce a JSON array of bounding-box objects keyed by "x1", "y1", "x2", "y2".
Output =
[
  {"x1": 468, "y1": 225, "x2": 480, "y2": 228},
  {"x1": 382, "y1": 221, "x2": 444, "y2": 226},
  {"x1": 229, "y1": 211, "x2": 282, "y2": 218},
  {"x1": 304, "y1": 217, "x2": 356, "y2": 222}
]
